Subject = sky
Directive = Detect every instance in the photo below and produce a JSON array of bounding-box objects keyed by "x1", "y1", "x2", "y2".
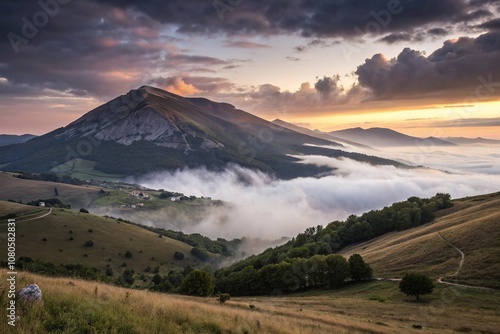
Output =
[{"x1": 1, "y1": 0, "x2": 500, "y2": 138}]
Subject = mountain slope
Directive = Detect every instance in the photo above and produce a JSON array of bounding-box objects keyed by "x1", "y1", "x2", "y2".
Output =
[
  {"x1": 330, "y1": 127, "x2": 456, "y2": 147},
  {"x1": 0, "y1": 86, "x2": 407, "y2": 179},
  {"x1": 341, "y1": 192, "x2": 500, "y2": 288},
  {"x1": 0, "y1": 134, "x2": 37, "y2": 146}
]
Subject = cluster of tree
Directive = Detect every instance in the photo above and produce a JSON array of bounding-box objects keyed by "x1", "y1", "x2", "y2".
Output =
[
  {"x1": 215, "y1": 254, "x2": 372, "y2": 296},
  {"x1": 26, "y1": 198, "x2": 71, "y2": 209},
  {"x1": 2, "y1": 257, "x2": 105, "y2": 281},
  {"x1": 149, "y1": 266, "x2": 209, "y2": 294},
  {"x1": 121, "y1": 220, "x2": 241, "y2": 258},
  {"x1": 16, "y1": 172, "x2": 85, "y2": 185}
]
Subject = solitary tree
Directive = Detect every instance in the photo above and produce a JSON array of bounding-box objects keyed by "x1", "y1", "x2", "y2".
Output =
[
  {"x1": 399, "y1": 272, "x2": 434, "y2": 301},
  {"x1": 180, "y1": 270, "x2": 214, "y2": 297},
  {"x1": 54, "y1": 187, "x2": 59, "y2": 196},
  {"x1": 348, "y1": 254, "x2": 373, "y2": 281}
]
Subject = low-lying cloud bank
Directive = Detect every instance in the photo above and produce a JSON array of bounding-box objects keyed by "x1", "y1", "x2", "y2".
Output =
[{"x1": 137, "y1": 152, "x2": 500, "y2": 240}]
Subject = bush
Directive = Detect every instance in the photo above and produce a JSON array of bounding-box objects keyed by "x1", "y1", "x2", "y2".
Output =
[
  {"x1": 105, "y1": 268, "x2": 114, "y2": 276},
  {"x1": 80, "y1": 208, "x2": 89, "y2": 213},
  {"x1": 122, "y1": 269, "x2": 135, "y2": 285},
  {"x1": 174, "y1": 251, "x2": 185, "y2": 260},
  {"x1": 84, "y1": 240, "x2": 94, "y2": 247},
  {"x1": 216, "y1": 292, "x2": 231, "y2": 304},
  {"x1": 125, "y1": 251, "x2": 133, "y2": 259}
]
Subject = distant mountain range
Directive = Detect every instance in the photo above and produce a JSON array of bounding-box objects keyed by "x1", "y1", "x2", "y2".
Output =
[
  {"x1": 0, "y1": 86, "x2": 405, "y2": 179},
  {"x1": 440, "y1": 137, "x2": 500, "y2": 145},
  {"x1": 0, "y1": 134, "x2": 37, "y2": 147},
  {"x1": 328, "y1": 127, "x2": 457, "y2": 147},
  {"x1": 272, "y1": 119, "x2": 373, "y2": 149}
]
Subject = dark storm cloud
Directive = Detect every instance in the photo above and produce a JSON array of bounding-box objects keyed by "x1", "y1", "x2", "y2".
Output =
[
  {"x1": 294, "y1": 39, "x2": 340, "y2": 53},
  {"x1": 93, "y1": 0, "x2": 472, "y2": 38},
  {"x1": 356, "y1": 31, "x2": 500, "y2": 101},
  {"x1": 479, "y1": 18, "x2": 500, "y2": 31},
  {"x1": 427, "y1": 28, "x2": 449, "y2": 36},
  {"x1": 452, "y1": 8, "x2": 493, "y2": 23},
  {"x1": 0, "y1": 1, "x2": 242, "y2": 99},
  {"x1": 378, "y1": 32, "x2": 413, "y2": 44}
]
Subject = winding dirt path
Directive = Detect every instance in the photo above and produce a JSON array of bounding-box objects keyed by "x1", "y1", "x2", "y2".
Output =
[
  {"x1": 436, "y1": 232, "x2": 493, "y2": 290},
  {"x1": 437, "y1": 232, "x2": 465, "y2": 279}
]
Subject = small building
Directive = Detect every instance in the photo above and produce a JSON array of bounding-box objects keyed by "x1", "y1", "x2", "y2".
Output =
[
  {"x1": 39, "y1": 202, "x2": 45, "y2": 207},
  {"x1": 171, "y1": 196, "x2": 181, "y2": 202},
  {"x1": 137, "y1": 203, "x2": 144, "y2": 208}
]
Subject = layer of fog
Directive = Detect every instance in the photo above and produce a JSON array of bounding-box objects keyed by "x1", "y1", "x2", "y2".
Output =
[
  {"x1": 137, "y1": 148, "x2": 500, "y2": 241},
  {"x1": 312, "y1": 143, "x2": 500, "y2": 175}
]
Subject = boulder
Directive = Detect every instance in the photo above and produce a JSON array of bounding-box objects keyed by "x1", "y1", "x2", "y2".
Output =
[{"x1": 18, "y1": 284, "x2": 42, "y2": 302}]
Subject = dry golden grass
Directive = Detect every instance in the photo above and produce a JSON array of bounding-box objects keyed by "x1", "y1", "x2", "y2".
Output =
[
  {"x1": 0, "y1": 172, "x2": 101, "y2": 209},
  {"x1": 1, "y1": 270, "x2": 498, "y2": 334},
  {"x1": 341, "y1": 192, "x2": 500, "y2": 287}
]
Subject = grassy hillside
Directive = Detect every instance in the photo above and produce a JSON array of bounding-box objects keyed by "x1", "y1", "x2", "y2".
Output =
[
  {"x1": 0, "y1": 172, "x2": 101, "y2": 209},
  {"x1": 1, "y1": 270, "x2": 498, "y2": 334},
  {"x1": 341, "y1": 192, "x2": 500, "y2": 288},
  {"x1": 0, "y1": 204, "x2": 210, "y2": 280}
]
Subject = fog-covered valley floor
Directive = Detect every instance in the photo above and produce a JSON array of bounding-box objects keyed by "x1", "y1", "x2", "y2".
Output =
[{"x1": 135, "y1": 144, "x2": 500, "y2": 240}]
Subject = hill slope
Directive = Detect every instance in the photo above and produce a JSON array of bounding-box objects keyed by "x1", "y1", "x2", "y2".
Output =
[
  {"x1": 341, "y1": 192, "x2": 500, "y2": 288},
  {"x1": 0, "y1": 202, "x2": 211, "y2": 278},
  {"x1": 0, "y1": 172, "x2": 102, "y2": 209},
  {"x1": 330, "y1": 127, "x2": 456, "y2": 147},
  {"x1": 0, "y1": 86, "x2": 406, "y2": 179}
]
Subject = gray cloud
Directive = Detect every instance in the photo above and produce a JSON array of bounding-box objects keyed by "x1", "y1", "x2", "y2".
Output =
[
  {"x1": 223, "y1": 40, "x2": 270, "y2": 48},
  {"x1": 356, "y1": 31, "x2": 500, "y2": 101},
  {"x1": 378, "y1": 32, "x2": 413, "y2": 44}
]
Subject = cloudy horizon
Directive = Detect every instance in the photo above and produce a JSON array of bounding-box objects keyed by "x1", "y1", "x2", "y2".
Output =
[{"x1": 1, "y1": 0, "x2": 499, "y2": 138}]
